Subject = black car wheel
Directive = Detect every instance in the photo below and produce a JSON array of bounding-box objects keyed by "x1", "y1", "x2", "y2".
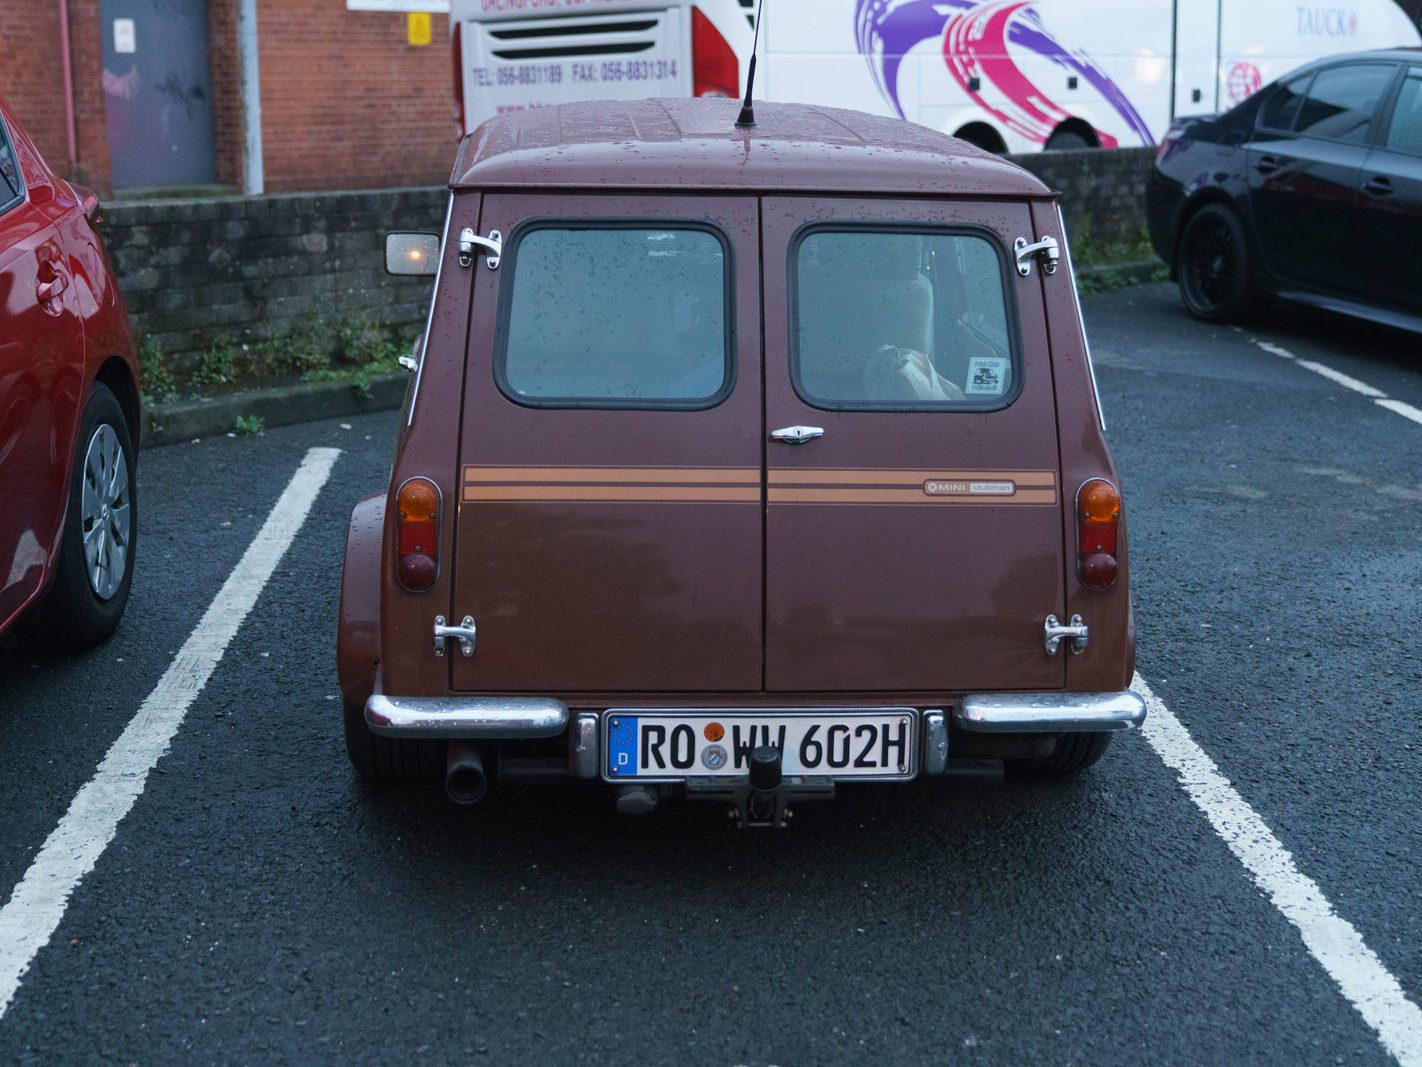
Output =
[
  {"x1": 24, "y1": 382, "x2": 137, "y2": 648},
  {"x1": 343, "y1": 701, "x2": 446, "y2": 781},
  {"x1": 1177, "y1": 204, "x2": 1252, "y2": 322},
  {"x1": 1044, "y1": 129, "x2": 1092, "y2": 151},
  {"x1": 1006, "y1": 732, "x2": 1113, "y2": 775}
]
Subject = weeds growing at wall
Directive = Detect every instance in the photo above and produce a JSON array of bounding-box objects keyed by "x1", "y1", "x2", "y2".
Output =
[{"x1": 140, "y1": 301, "x2": 407, "y2": 405}]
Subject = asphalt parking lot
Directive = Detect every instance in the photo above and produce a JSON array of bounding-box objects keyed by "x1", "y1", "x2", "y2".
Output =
[{"x1": 2, "y1": 281, "x2": 1420, "y2": 1065}]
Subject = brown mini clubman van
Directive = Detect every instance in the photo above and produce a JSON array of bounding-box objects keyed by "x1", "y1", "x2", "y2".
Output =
[{"x1": 337, "y1": 98, "x2": 1144, "y2": 825}]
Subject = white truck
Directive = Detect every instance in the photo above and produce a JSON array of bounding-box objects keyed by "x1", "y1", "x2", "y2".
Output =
[{"x1": 449, "y1": 0, "x2": 1422, "y2": 151}]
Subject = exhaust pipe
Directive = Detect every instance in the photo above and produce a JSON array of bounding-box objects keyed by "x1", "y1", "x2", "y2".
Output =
[{"x1": 445, "y1": 742, "x2": 488, "y2": 805}]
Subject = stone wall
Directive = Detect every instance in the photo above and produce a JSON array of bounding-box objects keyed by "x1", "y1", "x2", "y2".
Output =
[
  {"x1": 103, "y1": 186, "x2": 447, "y2": 360},
  {"x1": 103, "y1": 146, "x2": 1158, "y2": 363},
  {"x1": 1008, "y1": 146, "x2": 1156, "y2": 247}
]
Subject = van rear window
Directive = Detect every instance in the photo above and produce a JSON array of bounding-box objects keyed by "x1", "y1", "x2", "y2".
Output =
[
  {"x1": 791, "y1": 230, "x2": 1017, "y2": 410},
  {"x1": 498, "y1": 226, "x2": 731, "y2": 408}
]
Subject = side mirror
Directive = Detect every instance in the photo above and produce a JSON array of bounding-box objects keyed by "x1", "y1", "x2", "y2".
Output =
[{"x1": 385, "y1": 232, "x2": 439, "y2": 276}]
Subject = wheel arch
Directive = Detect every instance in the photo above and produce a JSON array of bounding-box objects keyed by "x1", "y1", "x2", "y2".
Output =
[
  {"x1": 952, "y1": 121, "x2": 1008, "y2": 154},
  {"x1": 1046, "y1": 118, "x2": 1100, "y2": 149},
  {"x1": 95, "y1": 356, "x2": 141, "y2": 449},
  {"x1": 337, "y1": 493, "x2": 386, "y2": 709}
]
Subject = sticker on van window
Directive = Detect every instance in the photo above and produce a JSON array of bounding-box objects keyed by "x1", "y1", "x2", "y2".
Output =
[{"x1": 964, "y1": 357, "x2": 1009, "y2": 396}]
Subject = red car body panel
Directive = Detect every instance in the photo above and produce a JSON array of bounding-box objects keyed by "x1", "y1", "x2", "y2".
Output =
[{"x1": 0, "y1": 98, "x2": 139, "y2": 638}]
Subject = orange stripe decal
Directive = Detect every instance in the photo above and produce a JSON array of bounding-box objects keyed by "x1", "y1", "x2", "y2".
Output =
[
  {"x1": 461, "y1": 467, "x2": 1058, "y2": 504},
  {"x1": 768, "y1": 488, "x2": 1058, "y2": 505},
  {"x1": 464, "y1": 485, "x2": 760, "y2": 503},
  {"x1": 466, "y1": 466, "x2": 760, "y2": 485},
  {"x1": 768, "y1": 468, "x2": 1057, "y2": 487}
]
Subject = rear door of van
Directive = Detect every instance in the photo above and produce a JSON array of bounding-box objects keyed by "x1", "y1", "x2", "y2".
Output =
[
  {"x1": 450, "y1": 193, "x2": 763, "y2": 694},
  {"x1": 760, "y1": 196, "x2": 1067, "y2": 693}
]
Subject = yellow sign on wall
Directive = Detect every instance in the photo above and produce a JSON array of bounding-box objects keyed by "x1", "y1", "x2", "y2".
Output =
[{"x1": 407, "y1": 12, "x2": 432, "y2": 46}]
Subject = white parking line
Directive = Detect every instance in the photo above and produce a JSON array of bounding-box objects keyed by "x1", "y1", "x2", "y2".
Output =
[
  {"x1": 1136, "y1": 673, "x2": 1422, "y2": 1066},
  {"x1": 1294, "y1": 360, "x2": 1389, "y2": 399},
  {"x1": 1248, "y1": 337, "x2": 1418, "y2": 416},
  {"x1": 0, "y1": 447, "x2": 340, "y2": 1019},
  {"x1": 1376, "y1": 399, "x2": 1422, "y2": 428}
]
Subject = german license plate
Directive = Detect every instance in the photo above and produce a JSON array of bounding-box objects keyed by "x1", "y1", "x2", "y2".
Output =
[{"x1": 603, "y1": 709, "x2": 918, "y2": 781}]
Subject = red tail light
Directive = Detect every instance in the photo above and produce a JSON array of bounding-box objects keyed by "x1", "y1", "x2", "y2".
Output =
[
  {"x1": 397, "y1": 477, "x2": 441, "y2": 592},
  {"x1": 1077, "y1": 479, "x2": 1120, "y2": 590},
  {"x1": 692, "y1": 8, "x2": 739, "y2": 98},
  {"x1": 451, "y1": 20, "x2": 466, "y2": 138}
]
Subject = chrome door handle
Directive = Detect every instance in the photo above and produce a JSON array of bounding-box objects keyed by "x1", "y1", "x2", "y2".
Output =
[{"x1": 770, "y1": 425, "x2": 825, "y2": 445}]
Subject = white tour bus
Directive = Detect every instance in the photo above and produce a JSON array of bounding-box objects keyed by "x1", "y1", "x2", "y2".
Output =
[{"x1": 449, "y1": 0, "x2": 1422, "y2": 151}]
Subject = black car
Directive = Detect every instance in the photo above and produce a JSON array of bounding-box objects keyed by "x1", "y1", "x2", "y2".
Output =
[{"x1": 1148, "y1": 48, "x2": 1421, "y2": 332}]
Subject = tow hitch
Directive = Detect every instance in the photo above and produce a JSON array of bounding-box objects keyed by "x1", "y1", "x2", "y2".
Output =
[{"x1": 685, "y1": 745, "x2": 834, "y2": 829}]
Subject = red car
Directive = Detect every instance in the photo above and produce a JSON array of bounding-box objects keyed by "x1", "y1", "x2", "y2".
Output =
[{"x1": 0, "y1": 99, "x2": 140, "y2": 647}]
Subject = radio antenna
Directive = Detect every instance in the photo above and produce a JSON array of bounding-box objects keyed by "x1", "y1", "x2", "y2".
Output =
[{"x1": 735, "y1": 0, "x2": 768, "y2": 129}]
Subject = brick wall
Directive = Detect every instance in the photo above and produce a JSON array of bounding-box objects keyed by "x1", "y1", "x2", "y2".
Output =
[
  {"x1": 252, "y1": 3, "x2": 455, "y2": 193},
  {"x1": 0, "y1": 0, "x2": 110, "y2": 187},
  {"x1": 3, "y1": 1, "x2": 456, "y2": 195},
  {"x1": 1009, "y1": 146, "x2": 1156, "y2": 247},
  {"x1": 103, "y1": 186, "x2": 447, "y2": 359},
  {"x1": 209, "y1": 0, "x2": 243, "y2": 189}
]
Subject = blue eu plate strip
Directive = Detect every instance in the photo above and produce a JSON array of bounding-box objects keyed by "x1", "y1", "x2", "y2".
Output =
[{"x1": 607, "y1": 716, "x2": 638, "y2": 776}]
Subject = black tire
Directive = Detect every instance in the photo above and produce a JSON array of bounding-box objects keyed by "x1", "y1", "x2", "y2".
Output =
[
  {"x1": 1044, "y1": 129, "x2": 1092, "y2": 151},
  {"x1": 1177, "y1": 203, "x2": 1252, "y2": 322},
  {"x1": 1007, "y1": 732, "x2": 1112, "y2": 775},
  {"x1": 23, "y1": 383, "x2": 137, "y2": 649},
  {"x1": 343, "y1": 701, "x2": 446, "y2": 781}
]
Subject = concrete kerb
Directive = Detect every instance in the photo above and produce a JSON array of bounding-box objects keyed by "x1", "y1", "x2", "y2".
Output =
[
  {"x1": 138, "y1": 260, "x2": 1168, "y2": 449},
  {"x1": 142, "y1": 372, "x2": 408, "y2": 448}
]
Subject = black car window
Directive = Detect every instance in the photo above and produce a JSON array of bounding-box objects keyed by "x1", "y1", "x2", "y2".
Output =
[
  {"x1": 498, "y1": 225, "x2": 732, "y2": 408},
  {"x1": 0, "y1": 119, "x2": 22, "y2": 211},
  {"x1": 1294, "y1": 64, "x2": 1395, "y2": 143},
  {"x1": 1259, "y1": 76, "x2": 1310, "y2": 131},
  {"x1": 791, "y1": 229, "x2": 1018, "y2": 411},
  {"x1": 1385, "y1": 70, "x2": 1422, "y2": 156}
]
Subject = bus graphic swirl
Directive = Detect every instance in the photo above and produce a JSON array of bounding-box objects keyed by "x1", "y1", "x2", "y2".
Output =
[{"x1": 854, "y1": 0, "x2": 1155, "y2": 147}]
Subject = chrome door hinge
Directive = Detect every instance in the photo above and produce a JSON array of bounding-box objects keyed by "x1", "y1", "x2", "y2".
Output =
[
  {"x1": 434, "y1": 615, "x2": 477, "y2": 657},
  {"x1": 1044, "y1": 614, "x2": 1088, "y2": 656},
  {"x1": 1015, "y1": 235, "x2": 1060, "y2": 277},
  {"x1": 458, "y1": 228, "x2": 502, "y2": 269}
]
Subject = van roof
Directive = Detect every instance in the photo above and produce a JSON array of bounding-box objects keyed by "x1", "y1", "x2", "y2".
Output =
[{"x1": 451, "y1": 98, "x2": 1055, "y2": 199}]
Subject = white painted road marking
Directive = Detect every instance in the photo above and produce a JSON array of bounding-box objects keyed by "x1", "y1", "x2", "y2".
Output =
[
  {"x1": 0, "y1": 447, "x2": 340, "y2": 1019},
  {"x1": 1249, "y1": 337, "x2": 1420, "y2": 419},
  {"x1": 1136, "y1": 673, "x2": 1422, "y2": 1066},
  {"x1": 1376, "y1": 399, "x2": 1422, "y2": 428},
  {"x1": 1295, "y1": 360, "x2": 1389, "y2": 399}
]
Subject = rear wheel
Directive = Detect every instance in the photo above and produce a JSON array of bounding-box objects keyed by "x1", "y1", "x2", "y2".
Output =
[
  {"x1": 1177, "y1": 204, "x2": 1252, "y2": 322},
  {"x1": 24, "y1": 383, "x2": 137, "y2": 648},
  {"x1": 343, "y1": 701, "x2": 445, "y2": 781},
  {"x1": 1044, "y1": 128, "x2": 1092, "y2": 151},
  {"x1": 1006, "y1": 732, "x2": 1112, "y2": 775}
]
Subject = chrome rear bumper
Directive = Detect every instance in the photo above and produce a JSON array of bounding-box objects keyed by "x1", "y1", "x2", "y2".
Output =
[
  {"x1": 954, "y1": 691, "x2": 1145, "y2": 733},
  {"x1": 365, "y1": 694, "x2": 569, "y2": 739}
]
